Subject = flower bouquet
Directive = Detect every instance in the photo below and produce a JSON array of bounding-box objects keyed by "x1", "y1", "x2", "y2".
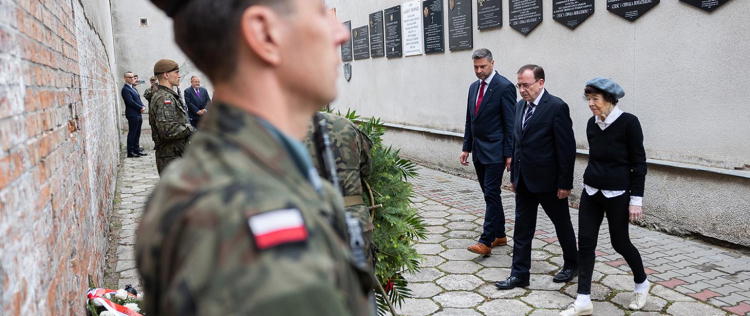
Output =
[{"x1": 86, "y1": 284, "x2": 144, "y2": 316}]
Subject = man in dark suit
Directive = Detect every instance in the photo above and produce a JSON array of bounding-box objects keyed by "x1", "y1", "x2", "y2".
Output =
[
  {"x1": 122, "y1": 71, "x2": 147, "y2": 158},
  {"x1": 461, "y1": 49, "x2": 516, "y2": 256},
  {"x1": 184, "y1": 75, "x2": 211, "y2": 128},
  {"x1": 496, "y1": 64, "x2": 578, "y2": 290}
]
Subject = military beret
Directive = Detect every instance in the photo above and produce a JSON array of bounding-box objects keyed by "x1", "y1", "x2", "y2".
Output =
[
  {"x1": 149, "y1": 76, "x2": 156, "y2": 81},
  {"x1": 154, "y1": 59, "x2": 179, "y2": 75},
  {"x1": 149, "y1": 0, "x2": 194, "y2": 17},
  {"x1": 586, "y1": 77, "x2": 625, "y2": 99}
]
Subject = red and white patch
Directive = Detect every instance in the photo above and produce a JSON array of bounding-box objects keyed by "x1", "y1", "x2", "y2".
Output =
[
  {"x1": 164, "y1": 100, "x2": 172, "y2": 104},
  {"x1": 248, "y1": 208, "x2": 308, "y2": 249}
]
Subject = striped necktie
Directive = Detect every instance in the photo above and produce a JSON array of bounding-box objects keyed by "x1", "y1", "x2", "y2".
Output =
[{"x1": 522, "y1": 102, "x2": 536, "y2": 131}]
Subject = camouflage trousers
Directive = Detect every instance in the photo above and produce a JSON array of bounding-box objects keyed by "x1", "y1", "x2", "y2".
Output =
[
  {"x1": 155, "y1": 155, "x2": 180, "y2": 175},
  {"x1": 155, "y1": 141, "x2": 187, "y2": 175}
]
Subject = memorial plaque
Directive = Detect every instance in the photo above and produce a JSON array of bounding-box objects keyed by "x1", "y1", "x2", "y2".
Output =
[
  {"x1": 423, "y1": 0, "x2": 445, "y2": 54},
  {"x1": 680, "y1": 0, "x2": 730, "y2": 12},
  {"x1": 477, "y1": 0, "x2": 502, "y2": 30},
  {"x1": 509, "y1": 0, "x2": 543, "y2": 36},
  {"x1": 607, "y1": 0, "x2": 659, "y2": 21},
  {"x1": 369, "y1": 11, "x2": 385, "y2": 57},
  {"x1": 402, "y1": 0, "x2": 424, "y2": 56},
  {"x1": 385, "y1": 6, "x2": 403, "y2": 58},
  {"x1": 448, "y1": 0, "x2": 473, "y2": 51},
  {"x1": 553, "y1": 0, "x2": 594, "y2": 30},
  {"x1": 352, "y1": 26, "x2": 370, "y2": 60},
  {"x1": 341, "y1": 21, "x2": 353, "y2": 62}
]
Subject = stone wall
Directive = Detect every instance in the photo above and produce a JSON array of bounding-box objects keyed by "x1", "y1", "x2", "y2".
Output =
[{"x1": 0, "y1": 0, "x2": 120, "y2": 314}]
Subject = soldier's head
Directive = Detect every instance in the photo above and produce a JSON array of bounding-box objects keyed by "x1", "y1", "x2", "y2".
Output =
[
  {"x1": 149, "y1": 76, "x2": 157, "y2": 86},
  {"x1": 149, "y1": 0, "x2": 349, "y2": 107},
  {"x1": 190, "y1": 76, "x2": 201, "y2": 89},
  {"x1": 153, "y1": 59, "x2": 181, "y2": 89}
]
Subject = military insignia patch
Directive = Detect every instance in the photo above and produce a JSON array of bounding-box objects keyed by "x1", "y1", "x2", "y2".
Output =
[
  {"x1": 164, "y1": 100, "x2": 171, "y2": 104},
  {"x1": 248, "y1": 208, "x2": 308, "y2": 249}
]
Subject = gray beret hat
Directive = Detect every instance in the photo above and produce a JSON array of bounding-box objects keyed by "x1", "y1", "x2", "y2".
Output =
[{"x1": 586, "y1": 77, "x2": 625, "y2": 99}]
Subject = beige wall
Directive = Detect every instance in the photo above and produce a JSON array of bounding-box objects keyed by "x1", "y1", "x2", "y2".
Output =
[{"x1": 327, "y1": 0, "x2": 750, "y2": 170}]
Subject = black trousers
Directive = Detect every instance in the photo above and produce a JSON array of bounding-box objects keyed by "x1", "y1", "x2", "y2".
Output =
[
  {"x1": 511, "y1": 175, "x2": 578, "y2": 280},
  {"x1": 577, "y1": 190, "x2": 646, "y2": 294},
  {"x1": 474, "y1": 161, "x2": 506, "y2": 246},
  {"x1": 126, "y1": 115, "x2": 142, "y2": 154}
]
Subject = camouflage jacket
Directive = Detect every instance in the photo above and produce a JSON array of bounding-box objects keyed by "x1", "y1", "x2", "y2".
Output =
[
  {"x1": 304, "y1": 112, "x2": 373, "y2": 231},
  {"x1": 144, "y1": 86, "x2": 156, "y2": 103},
  {"x1": 136, "y1": 102, "x2": 373, "y2": 316},
  {"x1": 148, "y1": 85, "x2": 195, "y2": 157}
]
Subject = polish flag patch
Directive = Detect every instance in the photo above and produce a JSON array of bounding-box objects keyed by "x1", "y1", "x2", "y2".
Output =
[
  {"x1": 248, "y1": 208, "x2": 308, "y2": 249},
  {"x1": 164, "y1": 100, "x2": 172, "y2": 104}
]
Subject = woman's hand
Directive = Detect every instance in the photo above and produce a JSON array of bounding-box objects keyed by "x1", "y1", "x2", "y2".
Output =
[{"x1": 629, "y1": 205, "x2": 643, "y2": 223}]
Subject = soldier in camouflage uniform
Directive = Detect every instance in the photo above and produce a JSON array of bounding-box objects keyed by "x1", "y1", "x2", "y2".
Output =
[
  {"x1": 304, "y1": 112, "x2": 374, "y2": 263},
  {"x1": 143, "y1": 76, "x2": 157, "y2": 104},
  {"x1": 137, "y1": 0, "x2": 372, "y2": 315},
  {"x1": 148, "y1": 59, "x2": 195, "y2": 175}
]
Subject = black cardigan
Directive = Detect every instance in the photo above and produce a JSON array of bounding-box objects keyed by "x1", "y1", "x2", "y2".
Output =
[{"x1": 582, "y1": 112, "x2": 647, "y2": 196}]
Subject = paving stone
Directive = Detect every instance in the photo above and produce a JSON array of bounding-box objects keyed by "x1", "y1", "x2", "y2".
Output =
[
  {"x1": 420, "y1": 255, "x2": 447, "y2": 267},
  {"x1": 408, "y1": 282, "x2": 443, "y2": 298},
  {"x1": 591, "y1": 301, "x2": 625, "y2": 316},
  {"x1": 446, "y1": 214, "x2": 477, "y2": 222},
  {"x1": 566, "y1": 282, "x2": 611, "y2": 300},
  {"x1": 528, "y1": 310, "x2": 565, "y2": 316},
  {"x1": 423, "y1": 218, "x2": 449, "y2": 226},
  {"x1": 476, "y1": 284, "x2": 527, "y2": 299},
  {"x1": 436, "y1": 275, "x2": 484, "y2": 291},
  {"x1": 432, "y1": 308, "x2": 482, "y2": 316},
  {"x1": 423, "y1": 204, "x2": 450, "y2": 211},
  {"x1": 530, "y1": 261, "x2": 559, "y2": 275},
  {"x1": 440, "y1": 249, "x2": 483, "y2": 261},
  {"x1": 611, "y1": 292, "x2": 667, "y2": 312},
  {"x1": 422, "y1": 211, "x2": 450, "y2": 218},
  {"x1": 477, "y1": 299, "x2": 532, "y2": 316},
  {"x1": 438, "y1": 261, "x2": 482, "y2": 274},
  {"x1": 531, "y1": 250, "x2": 552, "y2": 261},
  {"x1": 528, "y1": 274, "x2": 565, "y2": 291},
  {"x1": 426, "y1": 226, "x2": 449, "y2": 234},
  {"x1": 395, "y1": 298, "x2": 440, "y2": 316},
  {"x1": 441, "y1": 238, "x2": 477, "y2": 249},
  {"x1": 445, "y1": 230, "x2": 479, "y2": 239},
  {"x1": 414, "y1": 244, "x2": 445, "y2": 255},
  {"x1": 629, "y1": 312, "x2": 663, "y2": 316},
  {"x1": 594, "y1": 262, "x2": 628, "y2": 275},
  {"x1": 474, "y1": 254, "x2": 512, "y2": 268},
  {"x1": 434, "y1": 292, "x2": 485, "y2": 308},
  {"x1": 422, "y1": 234, "x2": 448, "y2": 244},
  {"x1": 521, "y1": 290, "x2": 573, "y2": 309},
  {"x1": 650, "y1": 284, "x2": 696, "y2": 302},
  {"x1": 667, "y1": 301, "x2": 727, "y2": 316},
  {"x1": 445, "y1": 222, "x2": 479, "y2": 230},
  {"x1": 601, "y1": 274, "x2": 636, "y2": 291},
  {"x1": 476, "y1": 268, "x2": 512, "y2": 282},
  {"x1": 404, "y1": 268, "x2": 444, "y2": 282}
]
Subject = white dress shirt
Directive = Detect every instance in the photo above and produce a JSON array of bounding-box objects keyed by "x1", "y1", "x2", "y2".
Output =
[{"x1": 583, "y1": 106, "x2": 643, "y2": 206}]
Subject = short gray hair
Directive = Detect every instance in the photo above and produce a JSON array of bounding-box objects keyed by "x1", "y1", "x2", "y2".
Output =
[{"x1": 472, "y1": 48, "x2": 493, "y2": 62}]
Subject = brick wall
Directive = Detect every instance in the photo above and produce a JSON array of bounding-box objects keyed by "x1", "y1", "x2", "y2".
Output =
[{"x1": 0, "y1": 0, "x2": 120, "y2": 314}]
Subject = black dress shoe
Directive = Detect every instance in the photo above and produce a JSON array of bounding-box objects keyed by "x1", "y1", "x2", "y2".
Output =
[
  {"x1": 553, "y1": 268, "x2": 578, "y2": 283},
  {"x1": 127, "y1": 153, "x2": 139, "y2": 158},
  {"x1": 495, "y1": 276, "x2": 529, "y2": 290},
  {"x1": 137, "y1": 152, "x2": 148, "y2": 156}
]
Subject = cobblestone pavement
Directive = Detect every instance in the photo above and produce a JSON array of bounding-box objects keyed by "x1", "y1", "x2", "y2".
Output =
[
  {"x1": 395, "y1": 167, "x2": 750, "y2": 316},
  {"x1": 111, "y1": 138, "x2": 750, "y2": 315},
  {"x1": 114, "y1": 132, "x2": 156, "y2": 293}
]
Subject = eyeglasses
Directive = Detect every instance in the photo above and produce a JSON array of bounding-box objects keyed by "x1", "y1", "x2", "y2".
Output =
[
  {"x1": 516, "y1": 79, "x2": 540, "y2": 90},
  {"x1": 125, "y1": 76, "x2": 134, "y2": 79}
]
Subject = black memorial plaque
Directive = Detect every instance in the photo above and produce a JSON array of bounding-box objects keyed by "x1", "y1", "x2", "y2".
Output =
[
  {"x1": 369, "y1": 11, "x2": 385, "y2": 57},
  {"x1": 448, "y1": 0, "x2": 473, "y2": 51},
  {"x1": 384, "y1": 6, "x2": 403, "y2": 58},
  {"x1": 352, "y1": 26, "x2": 370, "y2": 60},
  {"x1": 680, "y1": 0, "x2": 730, "y2": 12},
  {"x1": 607, "y1": 0, "x2": 659, "y2": 21},
  {"x1": 423, "y1": 0, "x2": 445, "y2": 54},
  {"x1": 553, "y1": 0, "x2": 594, "y2": 30},
  {"x1": 509, "y1": 0, "x2": 543, "y2": 36},
  {"x1": 477, "y1": 0, "x2": 502, "y2": 30},
  {"x1": 341, "y1": 21, "x2": 353, "y2": 62}
]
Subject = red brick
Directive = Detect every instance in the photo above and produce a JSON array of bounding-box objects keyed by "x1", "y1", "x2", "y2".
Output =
[
  {"x1": 644, "y1": 267, "x2": 658, "y2": 275},
  {"x1": 595, "y1": 250, "x2": 608, "y2": 257},
  {"x1": 687, "y1": 290, "x2": 722, "y2": 302},
  {"x1": 658, "y1": 278, "x2": 689, "y2": 289},
  {"x1": 0, "y1": 155, "x2": 10, "y2": 191},
  {"x1": 606, "y1": 259, "x2": 627, "y2": 268},
  {"x1": 724, "y1": 302, "x2": 750, "y2": 316}
]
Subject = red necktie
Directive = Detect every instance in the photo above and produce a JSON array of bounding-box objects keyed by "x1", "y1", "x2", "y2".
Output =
[{"x1": 475, "y1": 81, "x2": 487, "y2": 115}]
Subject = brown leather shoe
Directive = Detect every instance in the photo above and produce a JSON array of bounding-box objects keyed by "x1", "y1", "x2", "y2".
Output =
[
  {"x1": 467, "y1": 243, "x2": 492, "y2": 256},
  {"x1": 491, "y1": 237, "x2": 508, "y2": 248}
]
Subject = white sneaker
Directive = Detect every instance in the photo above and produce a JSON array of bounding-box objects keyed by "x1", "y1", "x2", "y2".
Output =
[
  {"x1": 559, "y1": 302, "x2": 593, "y2": 316},
  {"x1": 628, "y1": 292, "x2": 648, "y2": 310}
]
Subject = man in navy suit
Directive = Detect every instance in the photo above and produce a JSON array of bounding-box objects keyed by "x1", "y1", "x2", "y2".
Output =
[
  {"x1": 184, "y1": 75, "x2": 211, "y2": 128},
  {"x1": 496, "y1": 64, "x2": 579, "y2": 290},
  {"x1": 461, "y1": 49, "x2": 516, "y2": 256},
  {"x1": 122, "y1": 71, "x2": 147, "y2": 158}
]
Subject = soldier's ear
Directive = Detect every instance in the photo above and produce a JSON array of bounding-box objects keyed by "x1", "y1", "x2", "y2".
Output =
[{"x1": 239, "y1": 6, "x2": 283, "y2": 66}]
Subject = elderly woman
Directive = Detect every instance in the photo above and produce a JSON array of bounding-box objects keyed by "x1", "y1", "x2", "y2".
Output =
[{"x1": 560, "y1": 78, "x2": 649, "y2": 316}]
